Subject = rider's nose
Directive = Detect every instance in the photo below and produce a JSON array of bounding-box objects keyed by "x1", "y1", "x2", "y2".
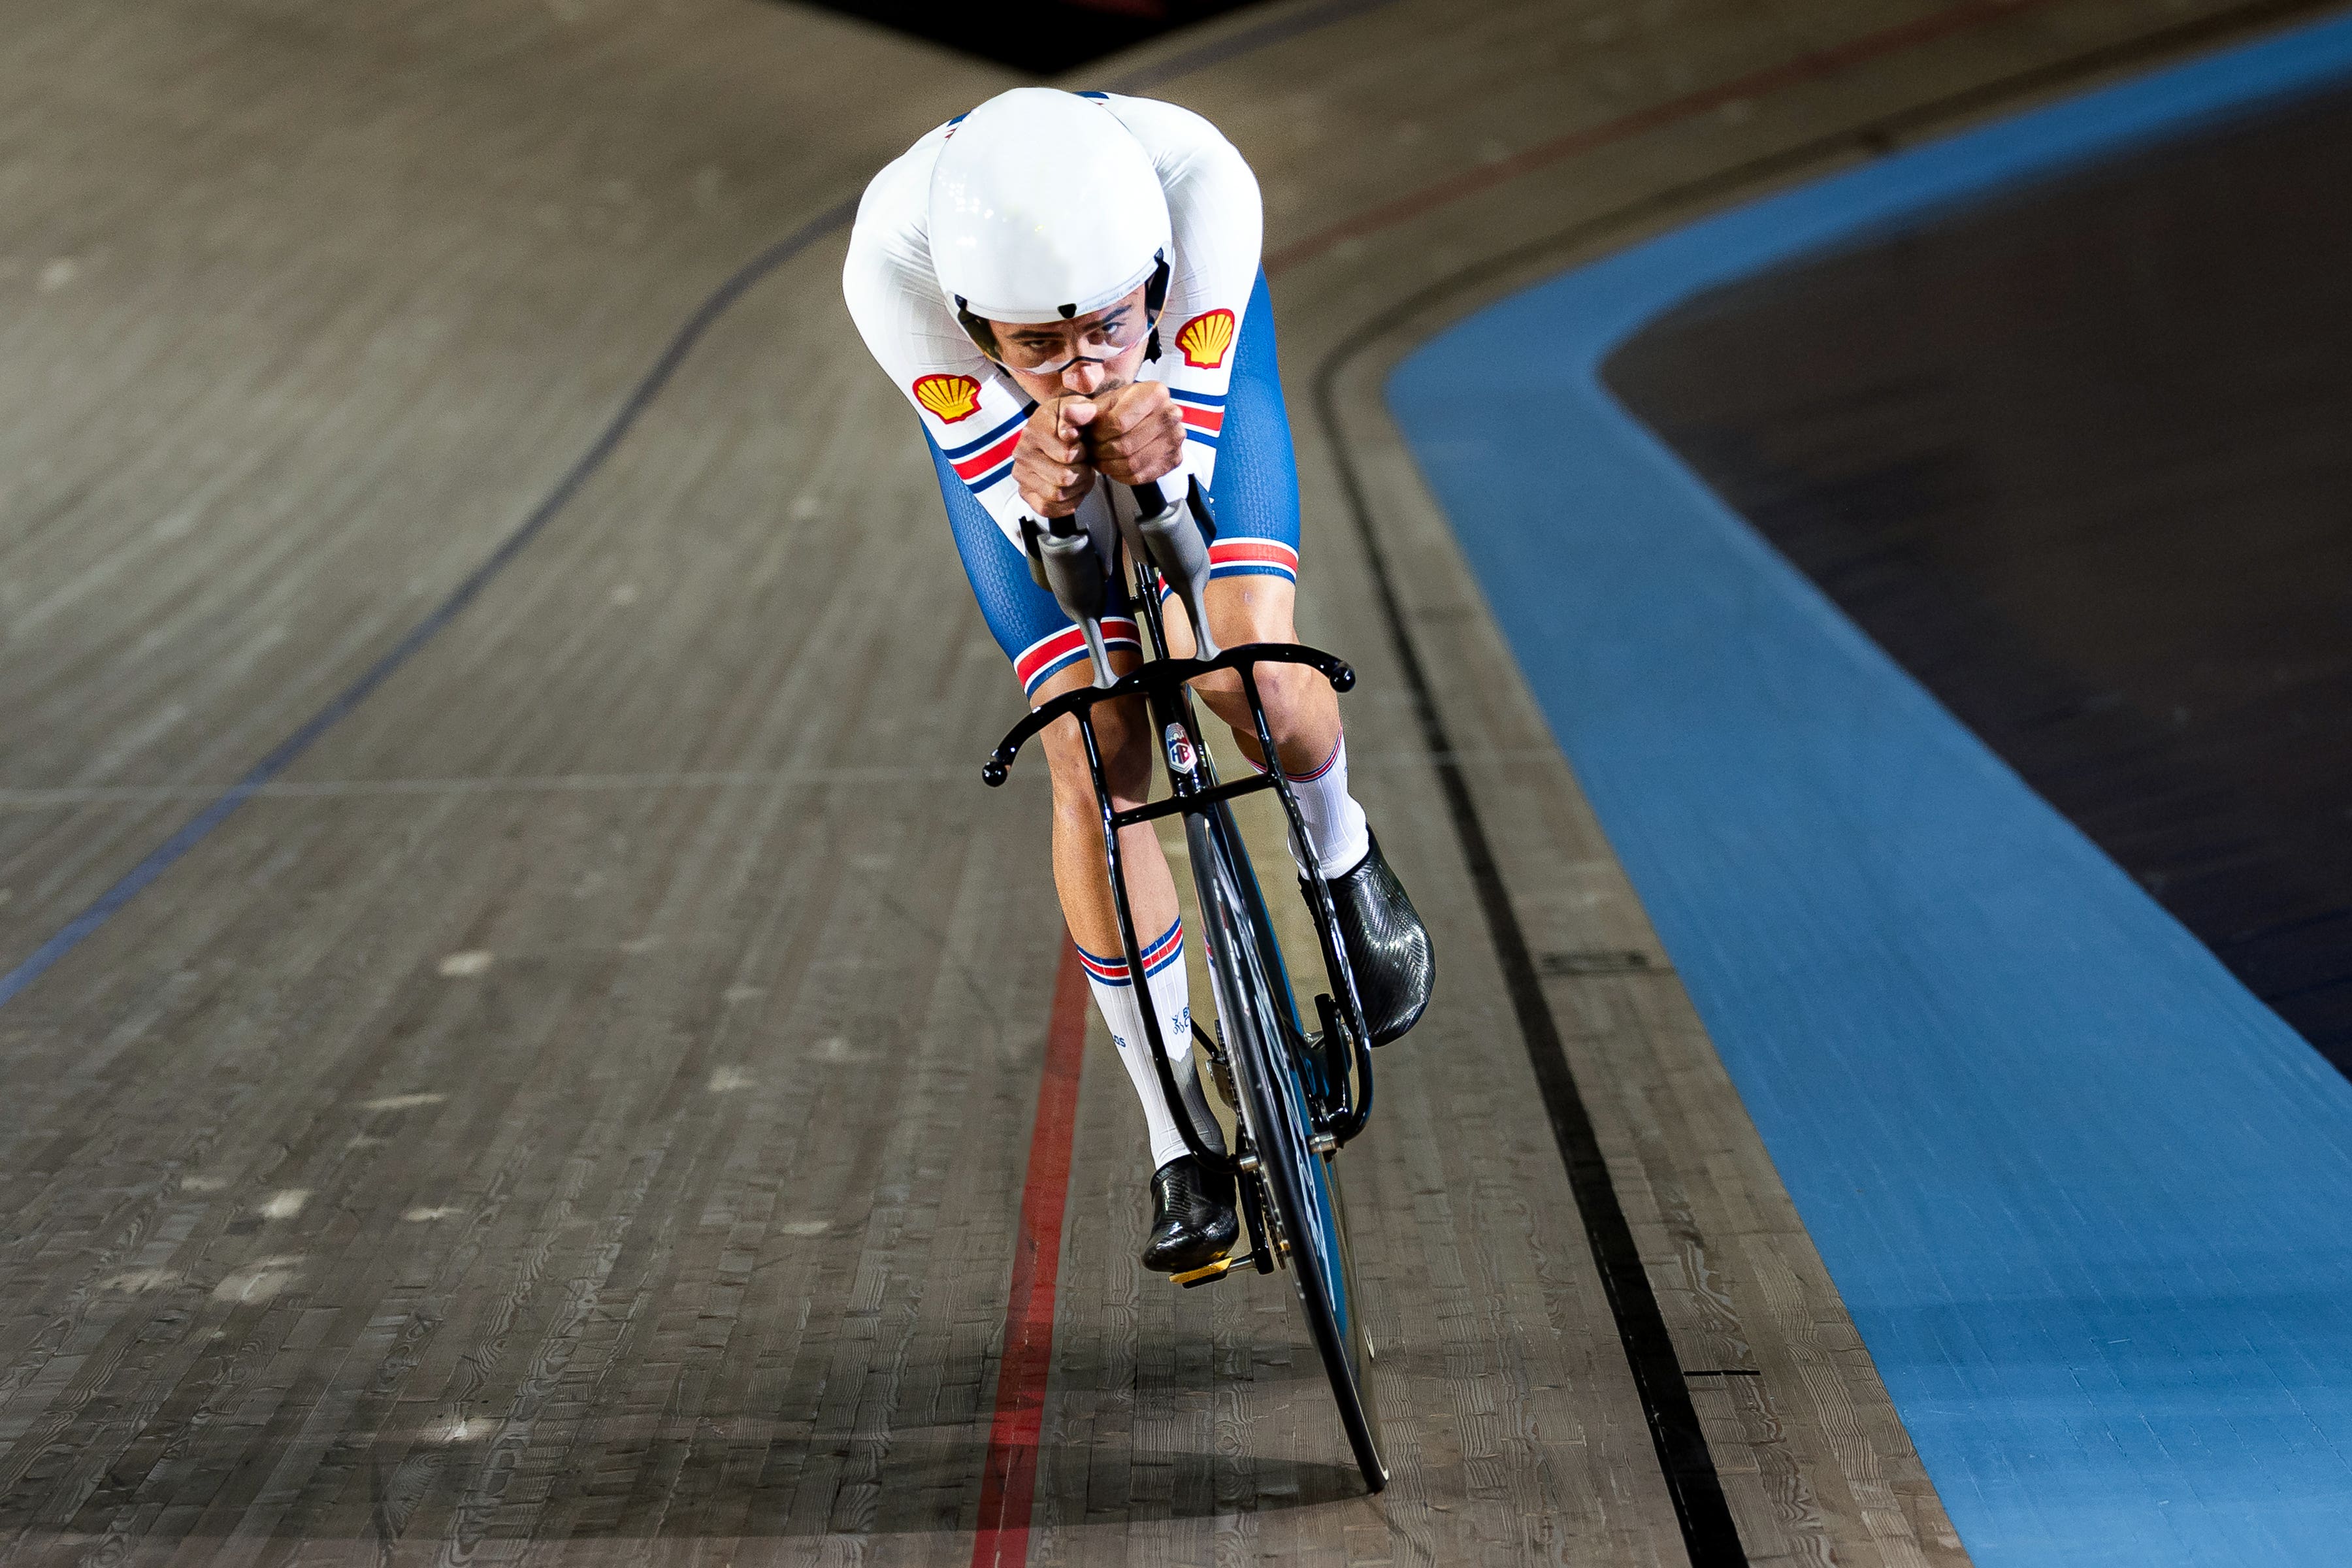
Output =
[{"x1": 1063, "y1": 361, "x2": 1107, "y2": 395}]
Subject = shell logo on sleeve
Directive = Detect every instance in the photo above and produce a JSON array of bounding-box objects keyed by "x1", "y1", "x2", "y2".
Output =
[
  {"x1": 912, "y1": 374, "x2": 982, "y2": 423},
  {"x1": 1175, "y1": 310, "x2": 1235, "y2": 370}
]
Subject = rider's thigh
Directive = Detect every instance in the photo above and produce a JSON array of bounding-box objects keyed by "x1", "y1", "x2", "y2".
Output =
[
  {"x1": 1203, "y1": 572, "x2": 1298, "y2": 648},
  {"x1": 1201, "y1": 270, "x2": 1305, "y2": 566},
  {"x1": 1159, "y1": 268, "x2": 1305, "y2": 674},
  {"x1": 924, "y1": 426, "x2": 1143, "y2": 700}
]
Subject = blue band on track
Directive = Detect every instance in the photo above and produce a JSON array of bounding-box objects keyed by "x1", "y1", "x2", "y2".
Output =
[{"x1": 1389, "y1": 16, "x2": 2352, "y2": 1565}]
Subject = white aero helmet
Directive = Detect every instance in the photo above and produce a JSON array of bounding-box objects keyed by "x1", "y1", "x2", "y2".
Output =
[{"x1": 929, "y1": 88, "x2": 1171, "y2": 327}]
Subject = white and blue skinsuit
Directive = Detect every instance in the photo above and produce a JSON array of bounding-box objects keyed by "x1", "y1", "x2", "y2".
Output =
[{"x1": 842, "y1": 91, "x2": 1305, "y2": 700}]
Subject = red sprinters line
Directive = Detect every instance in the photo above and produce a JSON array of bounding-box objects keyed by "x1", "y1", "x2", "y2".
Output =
[
  {"x1": 970, "y1": 942, "x2": 1090, "y2": 1568},
  {"x1": 1266, "y1": 0, "x2": 2060, "y2": 274},
  {"x1": 970, "y1": 14, "x2": 2059, "y2": 1559}
]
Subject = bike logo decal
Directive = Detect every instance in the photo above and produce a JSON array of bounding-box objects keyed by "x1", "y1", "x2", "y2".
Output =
[
  {"x1": 1175, "y1": 309, "x2": 1235, "y2": 370},
  {"x1": 1164, "y1": 723, "x2": 1198, "y2": 775},
  {"x1": 911, "y1": 373, "x2": 981, "y2": 423}
]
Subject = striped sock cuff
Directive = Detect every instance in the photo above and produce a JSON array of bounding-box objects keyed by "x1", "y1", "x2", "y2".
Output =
[
  {"x1": 1289, "y1": 735, "x2": 1344, "y2": 782},
  {"x1": 1073, "y1": 917, "x2": 1183, "y2": 987},
  {"x1": 1241, "y1": 734, "x2": 1343, "y2": 783}
]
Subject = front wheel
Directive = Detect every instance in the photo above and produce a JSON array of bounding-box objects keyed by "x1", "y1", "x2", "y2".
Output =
[{"x1": 1187, "y1": 808, "x2": 1387, "y2": 1492}]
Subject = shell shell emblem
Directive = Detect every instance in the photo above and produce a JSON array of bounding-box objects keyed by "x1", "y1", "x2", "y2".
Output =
[
  {"x1": 913, "y1": 373, "x2": 982, "y2": 423},
  {"x1": 1175, "y1": 310, "x2": 1236, "y2": 370}
]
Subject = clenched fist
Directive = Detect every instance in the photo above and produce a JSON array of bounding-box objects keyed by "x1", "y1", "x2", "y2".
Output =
[
  {"x1": 1011, "y1": 397, "x2": 1096, "y2": 518},
  {"x1": 1083, "y1": 382, "x2": 1184, "y2": 488},
  {"x1": 1012, "y1": 384, "x2": 1186, "y2": 517}
]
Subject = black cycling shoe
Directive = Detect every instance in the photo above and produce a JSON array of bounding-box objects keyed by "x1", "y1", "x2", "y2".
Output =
[
  {"x1": 1321, "y1": 832, "x2": 1435, "y2": 1045},
  {"x1": 1141, "y1": 1155, "x2": 1240, "y2": 1274}
]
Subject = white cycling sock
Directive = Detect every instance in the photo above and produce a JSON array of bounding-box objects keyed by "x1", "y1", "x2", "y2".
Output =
[
  {"x1": 1249, "y1": 734, "x2": 1371, "y2": 879},
  {"x1": 1077, "y1": 918, "x2": 1225, "y2": 1170}
]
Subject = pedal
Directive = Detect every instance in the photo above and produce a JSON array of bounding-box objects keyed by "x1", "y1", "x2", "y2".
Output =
[
  {"x1": 1203, "y1": 1032, "x2": 1238, "y2": 1111},
  {"x1": 1208, "y1": 1056, "x2": 1237, "y2": 1111},
  {"x1": 1313, "y1": 992, "x2": 1352, "y2": 1084},
  {"x1": 1172, "y1": 1249, "x2": 1259, "y2": 1288},
  {"x1": 1171, "y1": 1252, "x2": 1235, "y2": 1287}
]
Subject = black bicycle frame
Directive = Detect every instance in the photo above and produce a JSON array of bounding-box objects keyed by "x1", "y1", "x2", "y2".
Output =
[{"x1": 983, "y1": 540, "x2": 1377, "y2": 1164}]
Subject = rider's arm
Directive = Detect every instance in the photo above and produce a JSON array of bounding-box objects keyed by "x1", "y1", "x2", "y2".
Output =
[
  {"x1": 1102, "y1": 94, "x2": 1265, "y2": 498},
  {"x1": 842, "y1": 132, "x2": 1040, "y2": 549}
]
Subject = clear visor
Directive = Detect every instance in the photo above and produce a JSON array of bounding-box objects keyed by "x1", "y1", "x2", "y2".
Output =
[{"x1": 984, "y1": 296, "x2": 1156, "y2": 374}]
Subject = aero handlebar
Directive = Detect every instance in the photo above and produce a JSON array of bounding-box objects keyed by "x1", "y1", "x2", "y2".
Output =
[{"x1": 981, "y1": 643, "x2": 1354, "y2": 787}]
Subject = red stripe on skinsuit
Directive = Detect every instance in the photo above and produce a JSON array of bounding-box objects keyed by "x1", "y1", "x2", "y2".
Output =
[
  {"x1": 955, "y1": 429, "x2": 1024, "y2": 480},
  {"x1": 969, "y1": 942, "x2": 1088, "y2": 1568}
]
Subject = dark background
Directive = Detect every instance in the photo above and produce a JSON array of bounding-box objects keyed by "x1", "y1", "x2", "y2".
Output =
[
  {"x1": 785, "y1": 0, "x2": 1269, "y2": 72},
  {"x1": 1605, "y1": 85, "x2": 2352, "y2": 1075}
]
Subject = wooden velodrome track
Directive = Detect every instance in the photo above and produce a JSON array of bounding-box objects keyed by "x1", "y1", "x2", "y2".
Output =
[{"x1": 0, "y1": 0, "x2": 2329, "y2": 1560}]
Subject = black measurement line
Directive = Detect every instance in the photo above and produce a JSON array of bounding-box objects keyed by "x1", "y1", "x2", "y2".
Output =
[
  {"x1": 0, "y1": 0, "x2": 1385, "y2": 1015},
  {"x1": 1313, "y1": 359, "x2": 1748, "y2": 1565},
  {"x1": 1310, "y1": 7, "x2": 2335, "y2": 1556},
  {"x1": 0, "y1": 204, "x2": 855, "y2": 1011}
]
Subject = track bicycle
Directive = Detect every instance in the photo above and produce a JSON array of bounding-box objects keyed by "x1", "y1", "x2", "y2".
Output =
[{"x1": 982, "y1": 476, "x2": 1388, "y2": 1492}]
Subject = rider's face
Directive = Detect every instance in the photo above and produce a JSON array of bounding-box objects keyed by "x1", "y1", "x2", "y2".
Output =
[{"x1": 985, "y1": 284, "x2": 1154, "y2": 402}]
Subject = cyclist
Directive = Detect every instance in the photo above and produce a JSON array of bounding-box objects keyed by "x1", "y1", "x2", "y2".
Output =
[{"x1": 843, "y1": 88, "x2": 1433, "y2": 1273}]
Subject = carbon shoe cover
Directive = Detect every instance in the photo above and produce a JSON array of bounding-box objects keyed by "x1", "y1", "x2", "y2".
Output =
[
  {"x1": 1143, "y1": 1156, "x2": 1241, "y2": 1273},
  {"x1": 1324, "y1": 832, "x2": 1435, "y2": 1046}
]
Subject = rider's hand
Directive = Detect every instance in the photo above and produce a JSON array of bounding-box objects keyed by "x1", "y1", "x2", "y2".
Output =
[
  {"x1": 1083, "y1": 382, "x2": 1184, "y2": 488},
  {"x1": 1013, "y1": 398, "x2": 1098, "y2": 518}
]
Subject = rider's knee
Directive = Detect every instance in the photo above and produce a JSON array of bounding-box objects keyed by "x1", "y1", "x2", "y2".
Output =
[
  {"x1": 1042, "y1": 708, "x2": 1154, "y2": 819},
  {"x1": 1209, "y1": 650, "x2": 1324, "y2": 753},
  {"x1": 1250, "y1": 655, "x2": 1319, "y2": 723}
]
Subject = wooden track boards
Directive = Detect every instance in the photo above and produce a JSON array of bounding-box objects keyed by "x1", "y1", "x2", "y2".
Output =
[{"x1": 0, "y1": 0, "x2": 2323, "y2": 1560}]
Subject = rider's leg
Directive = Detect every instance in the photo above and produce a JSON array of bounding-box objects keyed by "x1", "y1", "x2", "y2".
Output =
[
  {"x1": 1032, "y1": 661, "x2": 1237, "y2": 1272},
  {"x1": 1031, "y1": 655, "x2": 1224, "y2": 1169},
  {"x1": 1149, "y1": 269, "x2": 1432, "y2": 1045},
  {"x1": 927, "y1": 419, "x2": 1236, "y2": 1271},
  {"x1": 1160, "y1": 578, "x2": 1429, "y2": 1047},
  {"x1": 1154, "y1": 272, "x2": 1371, "y2": 879},
  {"x1": 1158, "y1": 581, "x2": 1429, "y2": 1051},
  {"x1": 926, "y1": 439, "x2": 1225, "y2": 1168},
  {"x1": 1156, "y1": 578, "x2": 1368, "y2": 879}
]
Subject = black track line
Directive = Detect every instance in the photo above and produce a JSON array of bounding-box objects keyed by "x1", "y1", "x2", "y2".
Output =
[
  {"x1": 0, "y1": 204, "x2": 855, "y2": 1011},
  {"x1": 1312, "y1": 323, "x2": 1749, "y2": 1568},
  {"x1": 1306, "y1": 2, "x2": 2339, "y2": 1558},
  {"x1": 0, "y1": 0, "x2": 1393, "y2": 1013},
  {"x1": 5, "y1": 8, "x2": 2319, "y2": 1533},
  {"x1": 1105, "y1": 0, "x2": 1398, "y2": 90}
]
